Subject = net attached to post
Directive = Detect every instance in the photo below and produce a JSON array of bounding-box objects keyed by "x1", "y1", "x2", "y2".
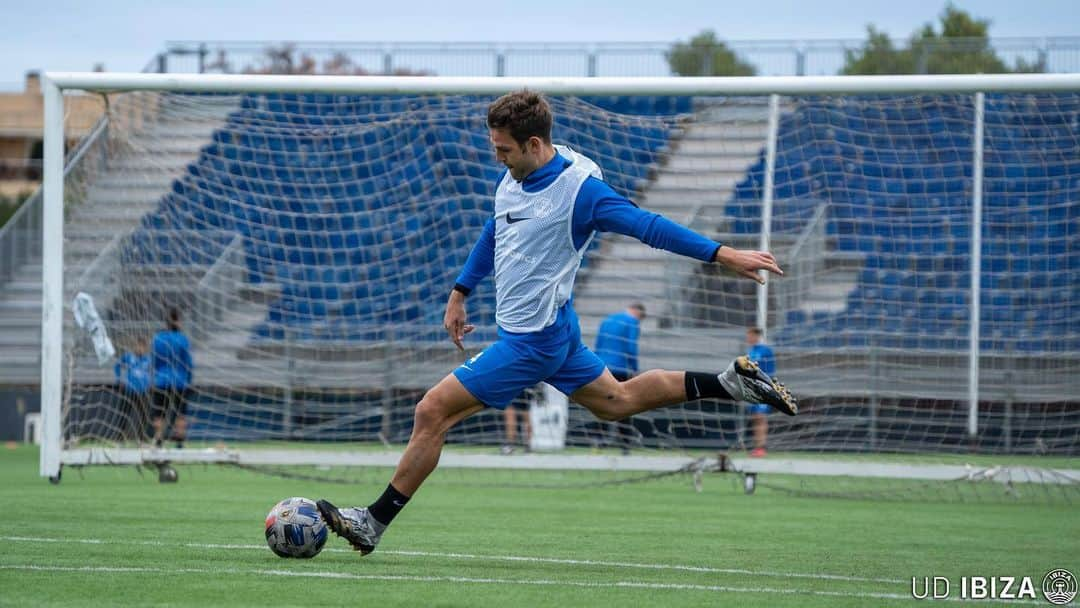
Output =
[{"x1": 47, "y1": 79, "x2": 1079, "y2": 502}]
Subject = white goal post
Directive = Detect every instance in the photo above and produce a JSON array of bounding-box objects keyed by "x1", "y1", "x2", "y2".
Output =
[{"x1": 39, "y1": 72, "x2": 1080, "y2": 486}]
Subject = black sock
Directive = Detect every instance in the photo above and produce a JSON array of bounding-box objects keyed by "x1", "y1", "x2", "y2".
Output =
[
  {"x1": 368, "y1": 483, "x2": 410, "y2": 527},
  {"x1": 685, "y1": 371, "x2": 734, "y2": 401}
]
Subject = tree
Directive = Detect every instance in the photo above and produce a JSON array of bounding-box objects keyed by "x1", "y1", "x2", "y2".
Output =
[
  {"x1": 842, "y1": 3, "x2": 1043, "y2": 75},
  {"x1": 243, "y1": 45, "x2": 434, "y2": 76},
  {"x1": 244, "y1": 44, "x2": 317, "y2": 75},
  {"x1": 842, "y1": 25, "x2": 915, "y2": 75},
  {"x1": 667, "y1": 31, "x2": 756, "y2": 76}
]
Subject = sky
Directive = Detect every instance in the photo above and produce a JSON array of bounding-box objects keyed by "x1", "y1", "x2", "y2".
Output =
[{"x1": 2, "y1": 0, "x2": 1078, "y2": 90}]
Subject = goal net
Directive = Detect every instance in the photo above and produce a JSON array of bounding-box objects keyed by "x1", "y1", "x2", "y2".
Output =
[{"x1": 40, "y1": 73, "x2": 1080, "y2": 501}]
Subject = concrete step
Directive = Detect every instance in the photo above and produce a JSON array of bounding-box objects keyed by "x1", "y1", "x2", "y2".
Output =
[
  {"x1": 573, "y1": 296, "x2": 672, "y2": 319},
  {"x1": 13, "y1": 263, "x2": 41, "y2": 278},
  {"x1": 0, "y1": 280, "x2": 42, "y2": 299},
  {"x1": 125, "y1": 138, "x2": 210, "y2": 157},
  {"x1": 664, "y1": 155, "x2": 760, "y2": 172},
  {"x1": 0, "y1": 325, "x2": 41, "y2": 347},
  {"x1": 64, "y1": 237, "x2": 121, "y2": 257},
  {"x1": 652, "y1": 173, "x2": 739, "y2": 190},
  {"x1": 796, "y1": 269, "x2": 858, "y2": 314},
  {"x1": 0, "y1": 300, "x2": 41, "y2": 315},
  {"x1": 603, "y1": 241, "x2": 674, "y2": 261},
  {"x1": 111, "y1": 154, "x2": 202, "y2": 172},
  {"x1": 69, "y1": 205, "x2": 156, "y2": 224},
  {"x1": 83, "y1": 188, "x2": 163, "y2": 206},
  {"x1": 0, "y1": 312, "x2": 40, "y2": 330},
  {"x1": 0, "y1": 360, "x2": 39, "y2": 383},
  {"x1": 92, "y1": 172, "x2": 179, "y2": 190},
  {"x1": 669, "y1": 141, "x2": 766, "y2": 158},
  {"x1": 67, "y1": 225, "x2": 137, "y2": 240},
  {"x1": 585, "y1": 263, "x2": 670, "y2": 281},
  {"x1": 139, "y1": 122, "x2": 228, "y2": 138},
  {"x1": 682, "y1": 123, "x2": 769, "y2": 140}
]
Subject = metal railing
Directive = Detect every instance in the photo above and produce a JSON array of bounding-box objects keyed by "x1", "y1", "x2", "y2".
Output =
[
  {"x1": 157, "y1": 37, "x2": 1080, "y2": 77},
  {"x1": 0, "y1": 54, "x2": 169, "y2": 286},
  {"x1": 0, "y1": 117, "x2": 109, "y2": 285}
]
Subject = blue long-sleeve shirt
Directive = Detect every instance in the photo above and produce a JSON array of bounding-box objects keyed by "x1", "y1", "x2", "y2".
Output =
[
  {"x1": 747, "y1": 343, "x2": 776, "y2": 376},
  {"x1": 454, "y1": 151, "x2": 722, "y2": 294},
  {"x1": 114, "y1": 352, "x2": 152, "y2": 394},
  {"x1": 152, "y1": 330, "x2": 193, "y2": 391},
  {"x1": 595, "y1": 311, "x2": 640, "y2": 376}
]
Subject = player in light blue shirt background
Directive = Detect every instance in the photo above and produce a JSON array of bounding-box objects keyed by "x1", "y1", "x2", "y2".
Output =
[
  {"x1": 595, "y1": 303, "x2": 646, "y2": 453},
  {"x1": 114, "y1": 335, "x2": 152, "y2": 442},
  {"x1": 151, "y1": 307, "x2": 194, "y2": 448},
  {"x1": 595, "y1": 303, "x2": 644, "y2": 382},
  {"x1": 746, "y1": 326, "x2": 776, "y2": 457}
]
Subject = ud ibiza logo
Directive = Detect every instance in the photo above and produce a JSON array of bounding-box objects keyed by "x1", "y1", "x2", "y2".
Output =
[
  {"x1": 1044, "y1": 569, "x2": 1077, "y2": 606},
  {"x1": 912, "y1": 570, "x2": 1077, "y2": 603}
]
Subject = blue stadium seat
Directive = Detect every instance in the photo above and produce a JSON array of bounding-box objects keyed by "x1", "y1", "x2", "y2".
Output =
[
  {"x1": 136, "y1": 93, "x2": 681, "y2": 343},
  {"x1": 728, "y1": 94, "x2": 1080, "y2": 351}
]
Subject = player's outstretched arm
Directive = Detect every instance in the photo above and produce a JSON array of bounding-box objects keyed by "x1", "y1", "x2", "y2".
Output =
[
  {"x1": 581, "y1": 178, "x2": 783, "y2": 284},
  {"x1": 713, "y1": 246, "x2": 783, "y2": 285}
]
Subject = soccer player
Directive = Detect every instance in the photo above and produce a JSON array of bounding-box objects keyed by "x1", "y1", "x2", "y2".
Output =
[
  {"x1": 595, "y1": 303, "x2": 646, "y2": 452},
  {"x1": 595, "y1": 303, "x2": 645, "y2": 383},
  {"x1": 114, "y1": 335, "x2": 152, "y2": 442},
  {"x1": 318, "y1": 90, "x2": 797, "y2": 555},
  {"x1": 745, "y1": 326, "x2": 777, "y2": 457},
  {"x1": 151, "y1": 307, "x2": 194, "y2": 449},
  {"x1": 501, "y1": 388, "x2": 532, "y2": 454}
]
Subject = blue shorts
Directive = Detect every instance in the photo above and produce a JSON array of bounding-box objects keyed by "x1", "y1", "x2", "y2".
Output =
[
  {"x1": 453, "y1": 305, "x2": 606, "y2": 409},
  {"x1": 747, "y1": 403, "x2": 772, "y2": 415}
]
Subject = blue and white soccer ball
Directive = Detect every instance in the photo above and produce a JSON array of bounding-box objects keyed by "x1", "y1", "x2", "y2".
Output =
[{"x1": 264, "y1": 497, "x2": 328, "y2": 558}]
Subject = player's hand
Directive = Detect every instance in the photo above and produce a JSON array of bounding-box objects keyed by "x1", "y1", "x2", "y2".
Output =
[
  {"x1": 444, "y1": 291, "x2": 476, "y2": 351},
  {"x1": 714, "y1": 246, "x2": 783, "y2": 284}
]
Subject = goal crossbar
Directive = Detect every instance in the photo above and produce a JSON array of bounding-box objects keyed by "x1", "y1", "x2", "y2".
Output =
[{"x1": 42, "y1": 71, "x2": 1080, "y2": 96}]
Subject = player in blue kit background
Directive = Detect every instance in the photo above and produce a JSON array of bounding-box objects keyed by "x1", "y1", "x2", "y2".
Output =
[
  {"x1": 318, "y1": 90, "x2": 798, "y2": 555},
  {"x1": 745, "y1": 326, "x2": 777, "y2": 457}
]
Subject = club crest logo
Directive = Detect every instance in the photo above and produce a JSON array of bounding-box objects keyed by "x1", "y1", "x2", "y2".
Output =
[{"x1": 1043, "y1": 569, "x2": 1077, "y2": 605}]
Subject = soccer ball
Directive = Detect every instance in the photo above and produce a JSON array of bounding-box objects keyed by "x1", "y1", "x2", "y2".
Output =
[{"x1": 264, "y1": 497, "x2": 328, "y2": 558}]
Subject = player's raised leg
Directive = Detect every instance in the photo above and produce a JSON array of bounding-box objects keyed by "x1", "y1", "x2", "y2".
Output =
[
  {"x1": 318, "y1": 373, "x2": 482, "y2": 554},
  {"x1": 571, "y1": 356, "x2": 797, "y2": 422}
]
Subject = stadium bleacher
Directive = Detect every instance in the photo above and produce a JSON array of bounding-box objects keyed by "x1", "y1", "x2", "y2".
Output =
[
  {"x1": 727, "y1": 94, "x2": 1080, "y2": 352},
  {"x1": 125, "y1": 95, "x2": 681, "y2": 343}
]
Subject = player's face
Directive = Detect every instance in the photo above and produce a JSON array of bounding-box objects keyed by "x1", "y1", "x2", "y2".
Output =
[
  {"x1": 490, "y1": 128, "x2": 542, "y2": 182},
  {"x1": 746, "y1": 330, "x2": 759, "y2": 346}
]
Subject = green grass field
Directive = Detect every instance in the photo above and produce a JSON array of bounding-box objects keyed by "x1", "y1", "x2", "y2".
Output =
[{"x1": 1, "y1": 445, "x2": 1076, "y2": 607}]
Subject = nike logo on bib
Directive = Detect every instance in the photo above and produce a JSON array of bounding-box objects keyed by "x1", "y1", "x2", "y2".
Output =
[{"x1": 505, "y1": 213, "x2": 531, "y2": 224}]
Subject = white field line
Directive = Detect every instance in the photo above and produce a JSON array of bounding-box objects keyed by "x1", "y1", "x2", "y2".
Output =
[
  {"x1": 0, "y1": 564, "x2": 1046, "y2": 605},
  {"x1": 1, "y1": 534, "x2": 900, "y2": 585}
]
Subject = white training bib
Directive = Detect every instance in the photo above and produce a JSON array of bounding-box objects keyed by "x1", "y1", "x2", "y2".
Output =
[{"x1": 492, "y1": 145, "x2": 602, "y2": 332}]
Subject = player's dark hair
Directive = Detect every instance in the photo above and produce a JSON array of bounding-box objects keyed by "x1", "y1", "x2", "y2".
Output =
[
  {"x1": 166, "y1": 307, "x2": 182, "y2": 331},
  {"x1": 487, "y1": 90, "x2": 552, "y2": 146},
  {"x1": 630, "y1": 302, "x2": 647, "y2": 316},
  {"x1": 748, "y1": 326, "x2": 763, "y2": 336}
]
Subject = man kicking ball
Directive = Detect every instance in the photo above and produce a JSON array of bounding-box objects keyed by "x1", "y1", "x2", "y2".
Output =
[{"x1": 318, "y1": 90, "x2": 797, "y2": 554}]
